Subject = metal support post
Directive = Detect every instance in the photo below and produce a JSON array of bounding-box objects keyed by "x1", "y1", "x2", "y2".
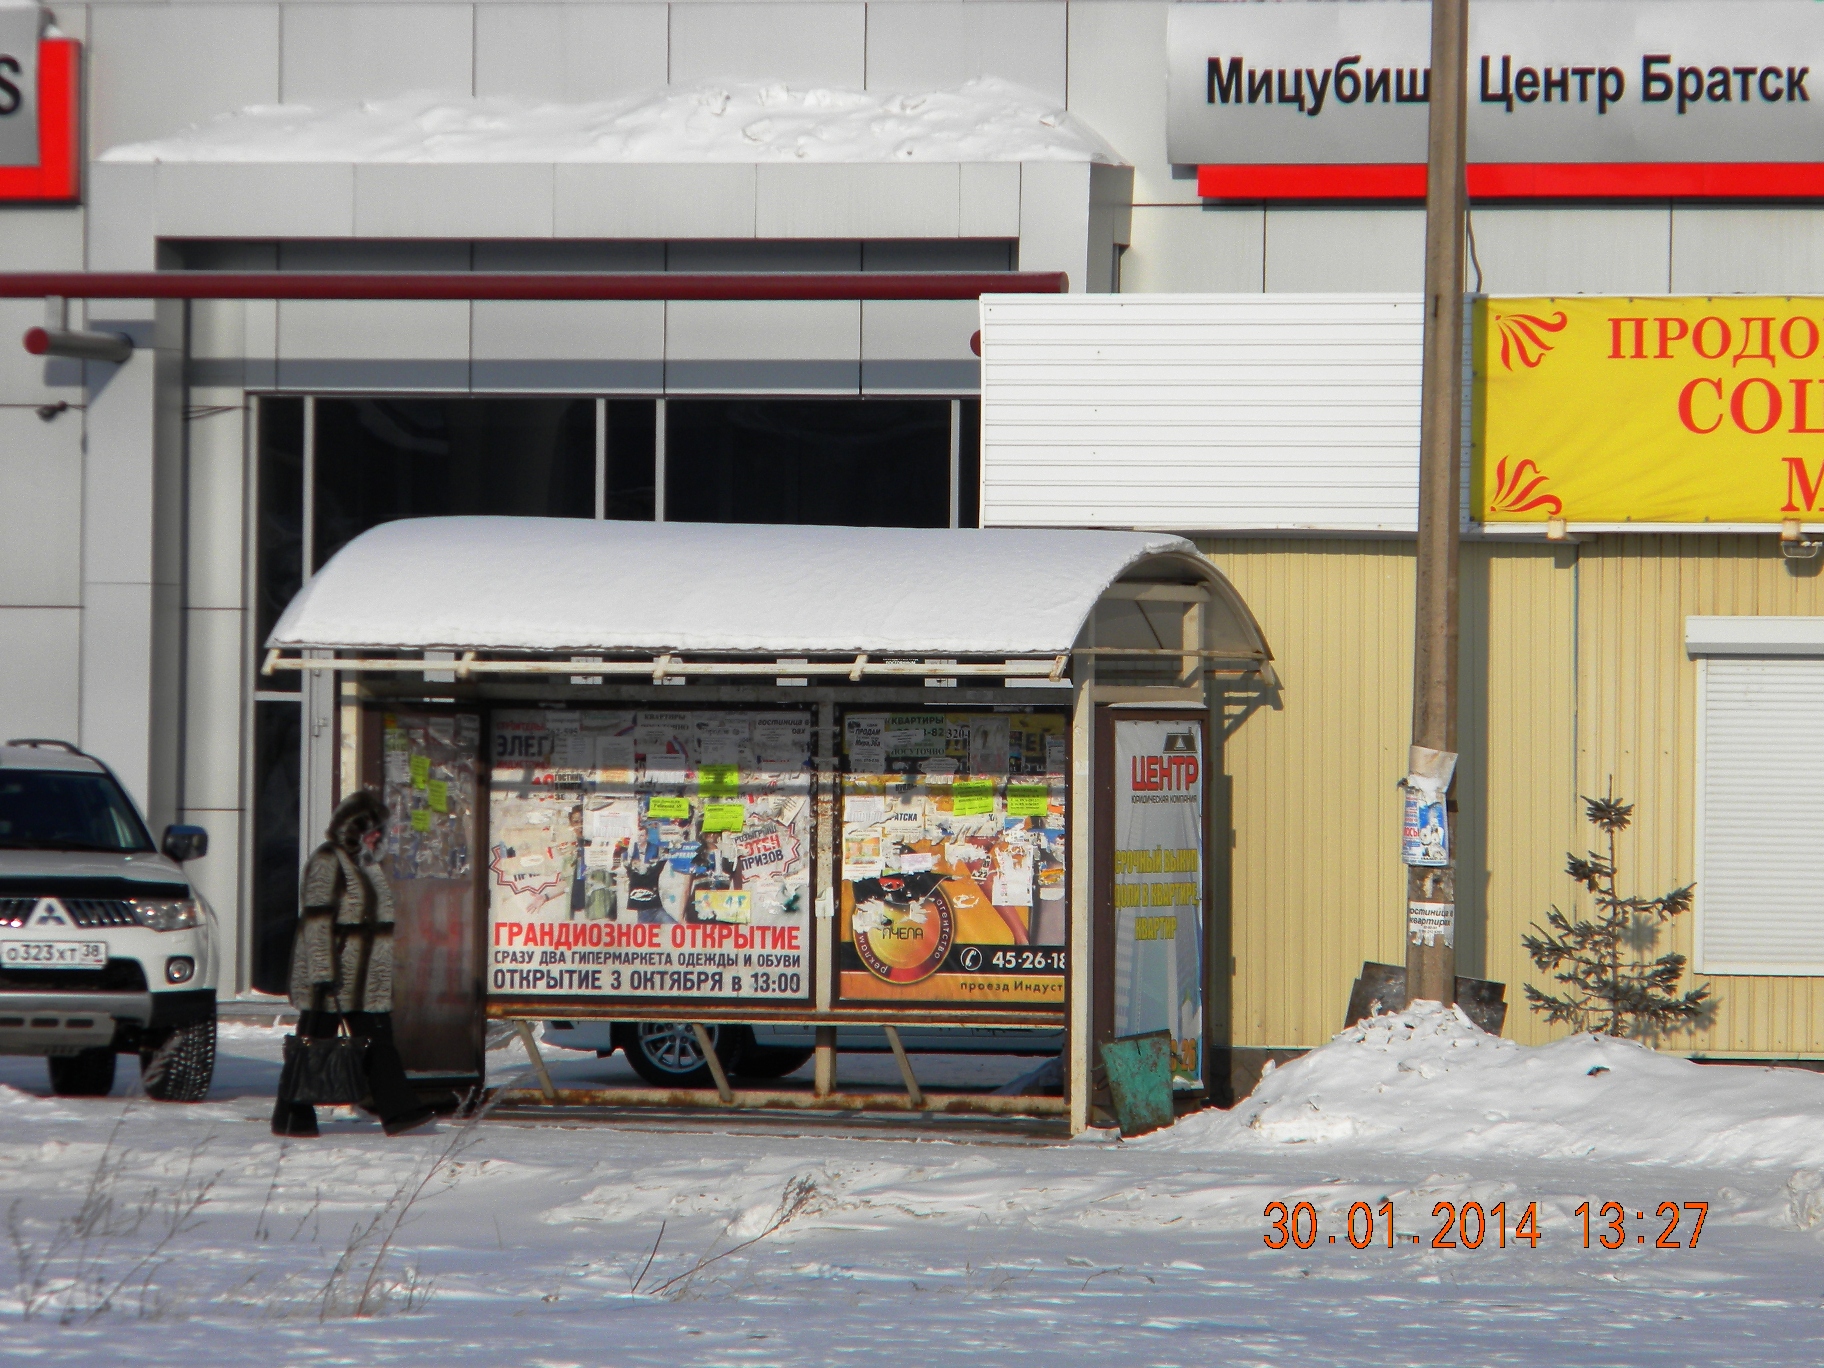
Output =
[
  {"x1": 882, "y1": 1025, "x2": 924, "y2": 1108},
  {"x1": 514, "y1": 1020, "x2": 558, "y2": 1102},
  {"x1": 690, "y1": 1023, "x2": 735, "y2": 1103},
  {"x1": 1405, "y1": 0, "x2": 1469, "y2": 1007}
]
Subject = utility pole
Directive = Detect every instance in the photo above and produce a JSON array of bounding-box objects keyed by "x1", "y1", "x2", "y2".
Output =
[{"x1": 1405, "y1": 0, "x2": 1470, "y2": 1006}]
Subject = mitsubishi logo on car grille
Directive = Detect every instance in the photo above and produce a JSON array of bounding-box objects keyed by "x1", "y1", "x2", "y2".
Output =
[{"x1": 27, "y1": 900, "x2": 69, "y2": 927}]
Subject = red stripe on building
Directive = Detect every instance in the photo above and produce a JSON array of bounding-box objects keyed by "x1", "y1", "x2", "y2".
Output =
[{"x1": 1197, "y1": 162, "x2": 1824, "y2": 203}]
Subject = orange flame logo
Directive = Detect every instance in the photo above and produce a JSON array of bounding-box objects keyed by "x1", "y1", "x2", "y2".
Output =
[
  {"x1": 1494, "y1": 310, "x2": 1569, "y2": 370},
  {"x1": 1489, "y1": 457, "x2": 1562, "y2": 516}
]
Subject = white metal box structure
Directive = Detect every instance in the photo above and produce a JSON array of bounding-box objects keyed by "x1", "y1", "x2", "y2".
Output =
[{"x1": 978, "y1": 294, "x2": 1426, "y2": 533}]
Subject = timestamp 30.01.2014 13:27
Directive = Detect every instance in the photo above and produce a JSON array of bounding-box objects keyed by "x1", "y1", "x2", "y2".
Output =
[{"x1": 1264, "y1": 1200, "x2": 1709, "y2": 1251}]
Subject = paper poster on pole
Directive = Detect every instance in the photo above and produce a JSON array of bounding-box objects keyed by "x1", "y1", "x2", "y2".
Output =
[
  {"x1": 1113, "y1": 719, "x2": 1206, "y2": 1090},
  {"x1": 486, "y1": 708, "x2": 812, "y2": 1002},
  {"x1": 837, "y1": 710, "x2": 1069, "y2": 1008}
]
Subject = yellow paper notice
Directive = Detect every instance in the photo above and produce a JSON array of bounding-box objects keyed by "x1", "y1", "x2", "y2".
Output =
[
  {"x1": 1476, "y1": 296, "x2": 1824, "y2": 525},
  {"x1": 701, "y1": 801, "x2": 745, "y2": 833},
  {"x1": 951, "y1": 779, "x2": 994, "y2": 817},
  {"x1": 1005, "y1": 785, "x2": 1049, "y2": 818},
  {"x1": 647, "y1": 795, "x2": 690, "y2": 820},
  {"x1": 410, "y1": 808, "x2": 431, "y2": 832},
  {"x1": 698, "y1": 764, "x2": 739, "y2": 798},
  {"x1": 427, "y1": 779, "x2": 448, "y2": 813},
  {"x1": 409, "y1": 755, "x2": 430, "y2": 790}
]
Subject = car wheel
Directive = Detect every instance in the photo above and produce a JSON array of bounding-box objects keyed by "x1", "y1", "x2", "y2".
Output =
[
  {"x1": 735, "y1": 1046, "x2": 814, "y2": 1080},
  {"x1": 622, "y1": 1022, "x2": 748, "y2": 1089},
  {"x1": 47, "y1": 1048, "x2": 117, "y2": 1097},
  {"x1": 140, "y1": 1011, "x2": 216, "y2": 1102}
]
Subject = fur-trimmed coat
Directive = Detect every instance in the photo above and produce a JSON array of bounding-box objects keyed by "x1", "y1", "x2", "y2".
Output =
[{"x1": 289, "y1": 844, "x2": 396, "y2": 1013}]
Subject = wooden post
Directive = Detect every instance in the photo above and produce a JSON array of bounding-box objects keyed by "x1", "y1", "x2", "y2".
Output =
[
  {"x1": 1406, "y1": 0, "x2": 1469, "y2": 1007},
  {"x1": 882, "y1": 1025, "x2": 924, "y2": 1108}
]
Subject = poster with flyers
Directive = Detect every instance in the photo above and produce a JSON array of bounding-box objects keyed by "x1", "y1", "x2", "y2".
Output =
[
  {"x1": 838, "y1": 710, "x2": 1069, "y2": 1009},
  {"x1": 379, "y1": 710, "x2": 480, "y2": 882},
  {"x1": 486, "y1": 708, "x2": 812, "y2": 1002},
  {"x1": 1112, "y1": 718, "x2": 1206, "y2": 1090}
]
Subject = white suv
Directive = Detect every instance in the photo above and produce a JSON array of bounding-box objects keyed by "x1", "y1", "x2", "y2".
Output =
[{"x1": 0, "y1": 740, "x2": 219, "y2": 1100}]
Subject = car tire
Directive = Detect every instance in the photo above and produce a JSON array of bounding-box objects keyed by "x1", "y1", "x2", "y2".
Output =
[
  {"x1": 140, "y1": 1011, "x2": 216, "y2": 1102},
  {"x1": 621, "y1": 1022, "x2": 748, "y2": 1089},
  {"x1": 735, "y1": 1046, "x2": 814, "y2": 1080},
  {"x1": 47, "y1": 1048, "x2": 117, "y2": 1097}
]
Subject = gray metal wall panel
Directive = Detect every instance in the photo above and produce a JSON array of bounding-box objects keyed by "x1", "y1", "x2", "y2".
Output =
[
  {"x1": 555, "y1": 164, "x2": 759, "y2": 239},
  {"x1": 1122, "y1": 205, "x2": 1264, "y2": 294},
  {"x1": 755, "y1": 163, "x2": 961, "y2": 239},
  {"x1": 353, "y1": 164, "x2": 556, "y2": 239},
  {"x1": 1264, "y1": 208, "x2": 1427, "y2": 293},
  {"x1": 155, "y1": 164, "x2": 356, "y2": 240},
  {"x1": 89, "y1": 3, "x2": 280, "y2": 151},
  {"x1": 669, "y1": 1, "x2": 867, "y2": 87},
  {"x1": 0, "y1": 608, "x2": 82, "y2": 742},
  {"x1": 1066, "y1": 0, "x2": 1189, "y2": 206},
  {"x1": 1671, "y1": 207, "x2": 1824, "y2": 293},
  {"x1": 471, "y1": 300, "x2": 666, "y2": 392},
  {"x1": 276, "y1": 301, "x2": 472, "y2": 392},
  {"x1": 864, "y1": 1, "x2": 1067, "y2": 102},
  {"x1": 1468, "y1": 206, "x2": 1672, "y2": 296},
  {"x1": 280, "y1": 3, "x2": 474, "y2": 103},
  {"x1": 475, "y1": 2, "x2": 669, "y2": 101},
  {"x1": 665, "y1": 299, "x2": 861, "y2": 393},
  {"x1": 0, "y1": 409, "x2": 83, "y2": 609}
]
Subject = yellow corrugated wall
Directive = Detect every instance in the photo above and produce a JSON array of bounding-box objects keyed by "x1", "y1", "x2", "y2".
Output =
[{"x1": 1200, "y1": 534, "x2": 1824, "y2": 1057}]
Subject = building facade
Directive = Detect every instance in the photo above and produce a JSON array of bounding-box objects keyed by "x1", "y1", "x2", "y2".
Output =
[{"x1": 6, "y1": 0, "x2": 1824, "y2": 1069}]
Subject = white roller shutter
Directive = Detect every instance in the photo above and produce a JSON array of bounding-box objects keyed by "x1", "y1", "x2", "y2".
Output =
[{"x1": 1696, "y1": 656, "x2": 1824, "y2": 974}]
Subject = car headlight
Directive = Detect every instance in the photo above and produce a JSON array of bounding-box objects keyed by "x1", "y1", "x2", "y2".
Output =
[{"x1": 131, "y1": 898, "x2": 203, "y2": 932}]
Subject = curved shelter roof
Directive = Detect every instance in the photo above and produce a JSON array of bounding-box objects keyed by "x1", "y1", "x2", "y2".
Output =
[{"x1": 269, "y1": 516, "x2": 1269, "y2": 664}]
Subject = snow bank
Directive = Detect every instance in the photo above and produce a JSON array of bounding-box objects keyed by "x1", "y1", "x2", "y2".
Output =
[
  {"x1": 100, "y1": 78, "x2": 1124, "y2": 165},
  {"x1": 1148, "y1": 1002, "x2": 1824, "y2": 1171}
]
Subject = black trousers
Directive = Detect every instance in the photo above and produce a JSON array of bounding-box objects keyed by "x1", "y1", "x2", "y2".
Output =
[{"x1": 271, "y1": 1010, "x2": 425, "y2": 1134}]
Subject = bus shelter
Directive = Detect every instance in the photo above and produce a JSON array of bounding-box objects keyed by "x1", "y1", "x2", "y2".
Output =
[{"x1": 263, "y1": 517, "x2": 1271, "y2": 1132}]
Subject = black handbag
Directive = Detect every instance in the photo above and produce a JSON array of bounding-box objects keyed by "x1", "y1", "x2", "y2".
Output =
[{"x1": 282, "y1": 1007, "x2": 371, "y2": 1107}]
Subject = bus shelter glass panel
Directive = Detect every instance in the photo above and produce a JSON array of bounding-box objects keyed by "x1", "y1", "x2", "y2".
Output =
[
  {"x1": 485, "y1": 709, "x2": 813, "y2": 1004},
  {"x1": 837, "y1": 710, "x2": 1069, "y2": 1009}
]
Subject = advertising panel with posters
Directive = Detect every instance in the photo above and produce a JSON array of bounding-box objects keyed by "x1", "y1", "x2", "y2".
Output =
[
  {"x1": 1112, "y1": 719, "x2": 1206, "y2": 1089},
  {"x1": 486, "y1": 708, "x2": 813, "y2": 1002},
  {"x1": 838, "y1": 710, "x2": 1069, "y2": 1009},
  {"x1": 1475, "y1": 296, "x2": 1824, "y2": 525},
  {"x1": 376, "y1": 709, "x2": 484, "y2": 1075}
]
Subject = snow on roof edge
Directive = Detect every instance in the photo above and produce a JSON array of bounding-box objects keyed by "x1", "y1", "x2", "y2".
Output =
[
  {"x1": 99, "y1": 78, "x2": 1127, "y2": 166},
  {"x1": 269, "y1": 517, "x2": 1206, "y2": 659}
]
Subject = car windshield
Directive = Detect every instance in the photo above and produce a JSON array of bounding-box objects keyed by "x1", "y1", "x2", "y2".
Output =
[{"x1": 0, "y1": 769, "x2": 156, "y2": 853}]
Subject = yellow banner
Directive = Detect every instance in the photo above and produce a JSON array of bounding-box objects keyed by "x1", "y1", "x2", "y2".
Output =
[{"x1": 1474, "y1": 297, "x2": 1824, "y2": 525}]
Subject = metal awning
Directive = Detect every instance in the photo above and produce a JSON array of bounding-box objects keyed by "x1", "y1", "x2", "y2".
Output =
[{"x1": 264, "y1": 517, "x2": 1270, "y2": 678}]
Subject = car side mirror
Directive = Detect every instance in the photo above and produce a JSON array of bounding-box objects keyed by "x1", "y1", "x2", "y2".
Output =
[{"x1": 162, "y1": 824, "x2": 208, "y2": 863}]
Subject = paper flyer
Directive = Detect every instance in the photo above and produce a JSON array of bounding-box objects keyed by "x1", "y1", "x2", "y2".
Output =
[
  {"x1": 380, "y1": 710, "x2": 480, "y2": 883},
  {"x1": 836, "y1": 710, "x2": 1069, "y2": 1008}
]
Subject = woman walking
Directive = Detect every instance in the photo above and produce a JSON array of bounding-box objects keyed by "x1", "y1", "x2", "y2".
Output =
[{"x1": 272, "y1": 789, "x2": 435, "y2": 1138}]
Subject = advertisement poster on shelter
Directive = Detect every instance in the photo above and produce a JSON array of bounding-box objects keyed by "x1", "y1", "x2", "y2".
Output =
[
  {"x1": 1113, "y1": 719, "x2": 1206, "y2": 1089},
  {"x1": 838, "y1": 710, "x2": 1068, "y2": 1008},
  {"x1": 486, "y1": 708, "x2": 812, "y2": 1002}
]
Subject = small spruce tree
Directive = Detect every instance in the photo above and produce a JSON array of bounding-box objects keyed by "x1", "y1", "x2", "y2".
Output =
[{"x1": 1522, "y1": 785, "x2": 1711, "y2": 1038}]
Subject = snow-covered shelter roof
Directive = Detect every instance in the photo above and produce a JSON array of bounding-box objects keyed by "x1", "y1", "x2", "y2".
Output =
[{"x1": 268, "y1": 516, "x2": 1268, "y2": 662}]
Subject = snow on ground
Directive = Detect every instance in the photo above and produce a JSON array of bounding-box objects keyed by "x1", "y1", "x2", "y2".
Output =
[
  {"x1": 0, "y1": 1009, "x2": 1821, "y2": 1365},
  {"x1": 98, "y1": 78, "x2": 1124, "y2": 165}
]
